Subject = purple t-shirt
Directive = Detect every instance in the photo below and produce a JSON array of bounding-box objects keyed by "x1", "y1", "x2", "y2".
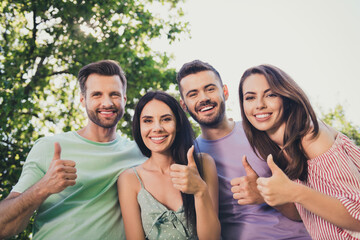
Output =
[{"x1": 196, "y1": 122, "x2": 310, "y2": 240}]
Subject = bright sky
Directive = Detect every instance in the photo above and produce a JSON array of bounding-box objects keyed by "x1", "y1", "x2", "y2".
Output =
[{"x1": 152, "y1": 0, "x2": 360, "y2": 127}]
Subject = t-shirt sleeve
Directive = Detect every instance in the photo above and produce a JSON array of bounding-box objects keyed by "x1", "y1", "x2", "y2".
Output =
[{"x1": 11, "y1": 138, "x2": 54, "y2": 193}]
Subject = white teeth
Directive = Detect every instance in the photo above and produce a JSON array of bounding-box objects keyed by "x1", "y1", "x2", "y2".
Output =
[
  {"x1": 256, "y1": 114, "x2": 270, "y2": 118},
  {"x1": 100, "y1": 112, "x2": 113, "y2": 115},
  {"x1": 200, "y1": 106, "x2": 214, "y2": 112},
  {"x1": 151, "y1": 136, "x2": 166, "y2": 140}
]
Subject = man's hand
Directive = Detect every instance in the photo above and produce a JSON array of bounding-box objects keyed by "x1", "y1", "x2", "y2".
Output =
[
  {"x1": 230, "y1": 155, "x2": 264, "y2": 205},
  {"x1": 38, "y1": 142, "x2": 77, "y2": 196}
]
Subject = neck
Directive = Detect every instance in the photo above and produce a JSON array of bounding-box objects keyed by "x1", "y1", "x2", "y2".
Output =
[
  {"x1": 267, "y1": 122, "x2": 286, "y2": 148},
  {"x1": 77, "y1": 122, "x2": 118, "y2": 142},
  {"x1": 200, "y1": 115, "x2": 235, "y2": 140},
  {"x1": 146, "y1": 152, "x2": 173, "y2": 174}
]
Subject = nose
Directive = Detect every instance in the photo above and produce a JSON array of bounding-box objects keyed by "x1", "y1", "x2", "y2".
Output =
[
  {"x1": 152, "y1": 120, "x2": 164, "y2": 132},
  {"x1": 101, "y1": 95, "x2": 114, "y2": 108},
  {"x1": 198, "y1": 91, "x2": 210, "y2": 102},
  {"x1": 256, "y1": 97, "x2": 266, "y2": 109}
]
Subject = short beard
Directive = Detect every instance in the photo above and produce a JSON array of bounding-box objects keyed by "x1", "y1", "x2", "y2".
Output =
[
  {"x1": 187, "y1": 100, "x2": 226, "y2": 127},
  {"x1": 86, "y1": 108, "x2": 123, "y2": 129}
]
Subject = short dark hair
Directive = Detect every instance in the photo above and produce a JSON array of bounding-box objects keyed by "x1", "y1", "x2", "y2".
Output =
[
  {"x1": 77, "y1": 60, "x2": 127, "y2": 95},
  {"x1": 132, "y1": 90, "x2": 203, "y2": 232},
  {"x1": 176, "y1": 60, "x2": 223, "y2": 98}
]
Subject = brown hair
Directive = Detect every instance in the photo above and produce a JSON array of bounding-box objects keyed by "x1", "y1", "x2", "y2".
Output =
[
  {"x1": 239, "y1": 64, "x2": 319, "y2": 181},
  {"x1": 77, "y1": 60, "x2": 127, "y2": 95},
  {"x1": 177, "y1": 60, "x2": 223, "y2": 98}
]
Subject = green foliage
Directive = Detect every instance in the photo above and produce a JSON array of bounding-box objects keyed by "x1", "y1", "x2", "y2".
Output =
[
  {"x1": 321, "y1": 105, "x2": 360, "y2": 145},
  {"x1": 0, "y1": 0, "x2": 188, "y2": 238}
]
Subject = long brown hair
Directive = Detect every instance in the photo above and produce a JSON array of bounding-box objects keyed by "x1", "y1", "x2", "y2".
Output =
[{"x1": 239, "y1": 64, "x2": 319, "y2": 181}]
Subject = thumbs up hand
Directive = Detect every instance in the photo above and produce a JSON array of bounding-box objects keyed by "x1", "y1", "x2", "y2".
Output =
[
  {"x1": 230, "y1": 155, "x2": 264, "y2": 205},
  {"x1": 38, "y1": 142, "x2": 77, "y2": 196},
  {"x1": 170, "y1": 145, "x2": 206, "y2": 197},
  {"x1": 256, "y1": 154, "x2": 295, "y2": 206}
]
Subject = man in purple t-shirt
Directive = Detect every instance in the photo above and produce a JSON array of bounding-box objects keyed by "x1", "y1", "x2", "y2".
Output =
[{"x1": 176, "y1": 60, "x2": 311, "y2": 240}]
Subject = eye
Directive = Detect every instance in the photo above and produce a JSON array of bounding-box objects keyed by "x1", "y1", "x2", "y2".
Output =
[
  {"x1": 188, "y1": 92, "x2": 197, "y2": 98},
  {"x1": 244, "y1": 96, "x2": 255, "y2": 101},
  {"x1": 162, "y1": 117, "x2": 173, "y2": 122},
  {"x1": 143, "y1": 119, "x2": 152, "y2": 123},
  {"x1": 207, "y1": 87, "x2": 215, "y2": 92},
  {"x1": 266, "y1": 93, "x2": 278, "y2": 98}
]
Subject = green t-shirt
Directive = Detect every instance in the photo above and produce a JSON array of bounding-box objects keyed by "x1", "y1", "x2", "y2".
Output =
[{"x1": 12, "y1": 131, "x2": 145, "y2": 240}]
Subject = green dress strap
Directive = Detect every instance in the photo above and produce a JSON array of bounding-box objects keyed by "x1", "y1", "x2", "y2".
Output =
[{"x1": 132, "y1": 167, "x2": 197, "y2": 239}]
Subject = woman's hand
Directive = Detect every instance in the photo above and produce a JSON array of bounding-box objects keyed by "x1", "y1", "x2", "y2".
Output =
[
  {"x1": 170, "y1": 146, "x2": 207, "y2": 197},
  {"x1": 256, "y1": 154, "x2": 297, "y2": 206}
]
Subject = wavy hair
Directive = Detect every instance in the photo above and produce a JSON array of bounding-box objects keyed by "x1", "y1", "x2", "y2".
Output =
[
  {"x1": 132, "y1": 90, "x2": 203, "y2": 231},
  {"x1": 239, "y1": 64, "x2": 319, "y2": 181}
]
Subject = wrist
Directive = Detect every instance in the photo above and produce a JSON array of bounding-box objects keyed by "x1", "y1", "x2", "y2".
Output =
[
  {"x1": 194, "y1": 182, "x2": 208, "y2": 199},
  {"x1": 33, "y1": 180, "x2": 52, "y2": 201},
  {"x1": 291, "y1": 181, "x2": 307, "y2": 204}
]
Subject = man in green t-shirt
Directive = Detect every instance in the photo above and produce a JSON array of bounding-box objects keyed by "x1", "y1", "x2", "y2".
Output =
[{"x1": 0, "y1": 60, "x2": 145, "y2": 239}]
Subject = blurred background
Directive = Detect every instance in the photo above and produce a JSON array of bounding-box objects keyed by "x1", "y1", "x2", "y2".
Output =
[{"x1": 1, "y1": 0, "x2": 359, "y2": 238}]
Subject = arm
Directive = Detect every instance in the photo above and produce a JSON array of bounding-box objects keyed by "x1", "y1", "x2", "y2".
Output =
[
  {"x1": 257, "y1": 155, "x2": 360, "y2": 231},
  {"x1": 294, "y1": 183, "x2": 360, "y2": 231},
  {"x1": 170, "y1": 146, "x2": 220, "y2": 240},
  {"x1": 117, "y1": 169, "x2": 146, "y2": 240},
  {"x1": 0, "y1": 189, "x2": 47, "y2": 238},
  {"x1": 194, "y1": 152, "x2": 221, "y2": 240},
  {"x1": 0, "y1": 142, "x2": 77, "y2": 238}
]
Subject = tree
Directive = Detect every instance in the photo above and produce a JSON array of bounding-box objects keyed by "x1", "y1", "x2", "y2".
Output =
[
  {"x1": 0, "y1": 0, "x2": 188, "y2": 238},
  {"x1": 321, "y1": 105, "x2": 360, "y2": 145}
]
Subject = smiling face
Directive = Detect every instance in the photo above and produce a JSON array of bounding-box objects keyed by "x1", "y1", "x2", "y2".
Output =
[
  {"x1": 80, "y1": 73, "x2": 126, "y2": 129},
  {"x1": 242, "y1": 73, "x2": 285, "y2": 136},
  {"x1": 140, "y1": 99, "x2": 177, "y2": 155},
  {"x1": 179, "y1": 71, "x2": 228, "y2": 127}
]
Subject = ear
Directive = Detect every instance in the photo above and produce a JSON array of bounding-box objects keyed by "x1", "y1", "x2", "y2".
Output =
[
  {"x1": 123, "y1": 95, "x2": 127, "y2": 106},
  {"x1": 223, "y1": 84, "x2": 229, "y2": 101},
  {"x1": 80, "y1": 93, "x2": 85, "y2": 107},
  {"x1": 179, "y1": 99, "x2": 188, "y2": 112}
]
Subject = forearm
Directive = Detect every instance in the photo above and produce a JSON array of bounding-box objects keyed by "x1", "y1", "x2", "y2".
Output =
[
  {"x1": 273, "y1": 203, "x2": 302, "y2": 221},
  {"x1": 0, "y1": 183, "x2": 50, "y2": 238},
  {"x1": 194, "y1": 188, "x2": 220, "y2": 240},
  {"x1": 294, "y1": 184, "x2": 360, "y2": 231}
]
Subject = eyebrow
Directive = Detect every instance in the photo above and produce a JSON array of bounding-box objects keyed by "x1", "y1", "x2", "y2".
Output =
[
  {"x1": 244, "y1": 88, "x2": 271, "y2": 95},
  {"x1": 141, "y1": 113, "x2": 173, "y2": 119},
  {"x1": 185, "y1": 83, "x2": 217, "y2": 97}
]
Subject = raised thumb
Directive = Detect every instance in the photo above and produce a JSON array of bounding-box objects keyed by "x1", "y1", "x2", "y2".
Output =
[
  {"x1": 267, "y1": 154, "x2": 280, "y2": 174},
  {"x1": 242, "y1": 155, "x2": 257, "y2": 177},
  {"x1": 52, "y1": 142, "x2": 61, "y2": 161},
  {"x1": 187, "y1": 145, "x2": 196, "y2": 167}
]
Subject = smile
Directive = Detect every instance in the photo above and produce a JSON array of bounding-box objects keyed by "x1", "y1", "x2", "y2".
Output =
[
  {"x1": 99, "y1": 111, "x2": 116, "y2": 114},
  {"x1": 255, "y1": 113, "x2": 271, "y2": 119},
  {"x1": 150, "y1": 136, "x2": 167, "y2": 141},
  {"x1": 198, "y1": 104, "x2": 215, "y2": 113}
]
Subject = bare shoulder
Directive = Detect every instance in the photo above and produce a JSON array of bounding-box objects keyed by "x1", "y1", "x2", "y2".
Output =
[
  {"x1": 302, "y1": 121, "x2": 338, "y2": 159},
  {"x1": 197, "y1": 152, "x2": 217, "y2": 180},
  {"x1": 117, "y1": 167, "x2": 141, "y2": 192},
  {"x1": 197, "y1": 152, "x2": 216, "y2": 168}
]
